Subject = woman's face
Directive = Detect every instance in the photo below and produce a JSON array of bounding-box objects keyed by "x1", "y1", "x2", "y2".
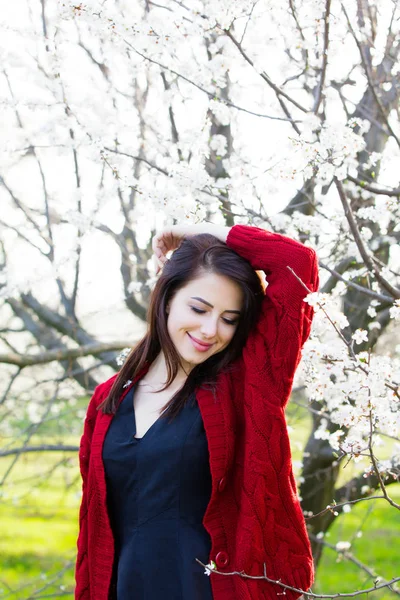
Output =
[{"x1": 166, "y1": 271, "x2": 243, "y2": 372}]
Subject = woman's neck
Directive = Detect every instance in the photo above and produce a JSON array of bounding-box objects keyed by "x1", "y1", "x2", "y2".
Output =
[{"x1": 142, "y1": 351, "x2": 189, "y2": 390}]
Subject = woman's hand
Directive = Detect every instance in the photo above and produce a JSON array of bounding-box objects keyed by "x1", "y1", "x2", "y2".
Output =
[{"x1": 152, "y1": 224, "x2": 230, "y2": 273}]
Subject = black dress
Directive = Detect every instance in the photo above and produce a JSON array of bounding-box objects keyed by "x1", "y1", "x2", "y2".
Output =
[{"x1": 102, "y1": 385, "x2": 213, "y2": 600}]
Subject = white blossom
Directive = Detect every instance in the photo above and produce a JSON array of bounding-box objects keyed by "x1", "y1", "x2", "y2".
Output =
[
  {"x1": 204, "y1": 560, "x2": 216, "y2": 576},
  {"x1": 366, "y1": 151, "x2": 382, "y2": 167},
  {"x1": 389, "y1": 300, "x2": 400, "y2": 321},
  {"x1": 336, "y1": 541, "x2": 351, "y2": 551},
  {"x1": 116, "y1": 348, "x2": 131, "y2": 366},
  {"x1": 352, "y1": 329, "x2": 369, "y2": 345},
  {"x1": 128, "y1": 281, "x2": 143, "y2": 294},
  {"x1": 332, "y1": 312, "x2": 350, "y2": 330},
  {"x1": 303, "y1": 292, "x2": 329, "y2": 309},
  {"x1": 208, "y1": 100, "x2": 231, "y2": 126},
  {"x1": 209, "y1": 134, "x2": 228, "y2": 157},
  {"x1": 65, "y1": 209, "x2": 93, "y2": 230},
  {"x1": 27, "y1": 402, "x2": 42, "y2": 424}
]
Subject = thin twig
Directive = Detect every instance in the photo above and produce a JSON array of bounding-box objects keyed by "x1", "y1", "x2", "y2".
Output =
[
  {"x1": 122, "y1": 38, "x2": 300, "y2": 122},
  {"x1": 0, "y1": 368, "x2": 21, "y2": 406},
  {"x1": 335, "y1": 178, "x2": 400, "y2": 299},
  {"x1": 368, "y1": 408, "x2": 400, "y2": 510},
  {"x1": 305, "y1": 495, "x2": 386, "y2": 519},
  {"x1": 239, "y1": 0, "x2": 259, "y2": 45},
  {"x1": 0, "y1": 218, "x2": 49, "y2": 256},
  {"x1": 287, "y1": 265, "x2": 351, "y2": 347},
  {"x1": 341, "y1": 3, "x2": 400, "y2": 149},
  {"x1": 104, "y1": 147, "x2": 169, "y2": 175},
  {"x1": 223, "y1": 29, "x2": 308, "y2": 114},
  {"x1": 319, "y1": 261, "x2": 393, "y2": 303},
  {"x1": 311, "y1": 534, "x2": 400, "y2": 596},
  {"x1": 195, "y1": 559, "x2": 400, "y2": 597},
  {"x1": 276, "y1": 95, "x2": 301, "y2": 135},
  {"x1": 287, "y1": 264, "x2": 400, "y2": 398},
  {"x1": 346, "y1": 174, "x2": 400, "y2": 197},
  {"x1": 288, "y1": 0, "x2": 307, "y2": 56}
]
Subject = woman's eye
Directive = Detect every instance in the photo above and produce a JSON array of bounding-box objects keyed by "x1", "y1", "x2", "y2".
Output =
[
  {"x1": 190, "y1": 307, "x2": 238, "y2": 326},
  {"x1": 223, "y1": 318, "x2": 239, "y2": 326},
  {"x1": 190, "y1": 307, "x2": 206, "y2": 314}
]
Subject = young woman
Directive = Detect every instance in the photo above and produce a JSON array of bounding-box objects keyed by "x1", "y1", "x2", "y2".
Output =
[{"x1": 75, "y1": 222, "x2": 319, "y2": 600}]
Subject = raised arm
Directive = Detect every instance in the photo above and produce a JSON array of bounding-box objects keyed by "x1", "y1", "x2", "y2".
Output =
[
  {"x1": 226, "y1": 224, "x2": 319, "y2": 406},
  {"x1": 152, "y1": 222, "x2": 319, "y2": 407}
]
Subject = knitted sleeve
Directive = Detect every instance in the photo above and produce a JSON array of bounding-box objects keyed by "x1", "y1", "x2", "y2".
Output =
[
  {"x1": 74, "y1": 386, "x2": 100, "y2": 600},
  {"x1": 226, "y1": 224, "x2": 319, "y2": 407}
]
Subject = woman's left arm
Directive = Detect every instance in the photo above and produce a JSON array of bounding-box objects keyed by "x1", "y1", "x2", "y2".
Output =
[
  {"x1": 153, "y1": 222, "x2": 319, "y2": 405},
  {"x1": 225, "y1": 224, "x2": 319, "y2": 406}
]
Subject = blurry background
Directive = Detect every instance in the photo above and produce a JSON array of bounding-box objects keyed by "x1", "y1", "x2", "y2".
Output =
[{"x1": 1, "y1": 0, "x2": 400, "y2": 598}]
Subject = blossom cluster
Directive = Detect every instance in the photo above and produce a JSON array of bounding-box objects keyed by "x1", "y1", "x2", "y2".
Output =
[{"x1": 300, "y1": 311, "x2": 400, "y2": 468}]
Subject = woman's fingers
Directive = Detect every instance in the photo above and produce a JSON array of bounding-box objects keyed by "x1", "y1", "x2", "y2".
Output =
[
  {"x1": 152, "y1": 233, "x2": 172, "y2": 275},
  {"x1": 152, "y1": 253, "x2": 163, "y2": 274},
  {"x1": 153, "y1": 232, "x2": 170, "y2": 255},
  {"x1": 152, "y1": 229, "x2": 183, "y2": 259},
  {"x1": 151, "y1": 233, "x2": 162, "y2": 255},
  {"x1": 152, "y1": 225, "x2": 200, "y2": 272}
]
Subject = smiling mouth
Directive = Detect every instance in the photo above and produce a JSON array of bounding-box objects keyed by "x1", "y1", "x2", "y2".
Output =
[{"x1": 187, "y1": 333, "x2": 214, "y2": 350}]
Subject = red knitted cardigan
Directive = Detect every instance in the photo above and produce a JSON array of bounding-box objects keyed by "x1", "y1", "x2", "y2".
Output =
[{"x1": 75, "y1": 224, "x2": 319, "y2": 600}]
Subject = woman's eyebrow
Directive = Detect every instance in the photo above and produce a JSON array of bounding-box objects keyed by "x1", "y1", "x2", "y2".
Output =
[{"x1": 190, "y1": 296, "x2": 241, "y2": 315}]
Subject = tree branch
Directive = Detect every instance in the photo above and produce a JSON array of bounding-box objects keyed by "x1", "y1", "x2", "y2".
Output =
[
  {"x1": 319, "y1": 260, "x2": 393, "y2": 302},
  {"x1": 367, "y1": 409, "x2": 400, "y2": 510},
  {"x1": 224, "y1": 29, "x2": 308, "y2": 113},
  {"x1": 335, "y1": 178, "x2": 400, "y2": 299},
  {"x1": 6, "y1": 297, "x2": 100, "y2": 390},
  {"x1": 123, "y1": 38, "x2": 299, "y2": 122},
  {"x1": 306, "y1": 494, "x2": 387, "y2": 520},
  {"x1": 310, "y1": 534, "x2": 400, "y2": 596},
  {"x1": 0, "y1": 445, "x2": 79, "y2": 458},
  {"x1": 0, "y1": 368, "x2": 21, "y2": 406},
  {"x1": 103, "y1": 147, "x2": 169, "y2": 175},
  {"x1": 0, "y1": 341, "x2": 133, "y2": 367},
  {"x1": 0, "y1": 218, "x2": 49, "y2": 257},
  {"x1": 334, "y1": 463, "x2": 400, "y2": 508},
  {"x1": 313, "y1": 0, "x2": 331, "y2": 115},
  {"x1": 346, "y1": 174, "x2": 400, "y2": 197},
  {"x1": 0, "y1": 174, "x2": 48, "y2": 244},
  {"x1": 195, "y1": 559, "x2": 400, "y2": 597},
  {"x1": 341, "y1": 2, "x2": 400, "y2": 149}
]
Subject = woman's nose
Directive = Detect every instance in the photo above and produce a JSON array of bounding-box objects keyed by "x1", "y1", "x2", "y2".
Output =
[{"x1": 200, "y1": 317, "x2": 218, "y2": 338}]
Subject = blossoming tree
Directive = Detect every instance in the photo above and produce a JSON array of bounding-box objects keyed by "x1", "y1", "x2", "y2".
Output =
[{"x1": 1, "y1": 0, "x2": 399, "y2": 596}]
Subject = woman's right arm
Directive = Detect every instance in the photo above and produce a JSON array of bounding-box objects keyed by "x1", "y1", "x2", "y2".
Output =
[{"x1": 75, "y1": 388, "x2": 100, "y2": 599}]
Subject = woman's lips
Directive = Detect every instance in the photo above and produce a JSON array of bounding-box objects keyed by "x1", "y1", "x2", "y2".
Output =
[{"x1": 187, "y1": 333, "x2": 214, "y2": 352}]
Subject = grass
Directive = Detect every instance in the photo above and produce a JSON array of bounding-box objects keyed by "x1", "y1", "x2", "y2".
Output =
[
  {"x1": 0, "y1": 449, "x2": 80, "y2": 599},
  {"x1": 314, "y1": 489, "x2": 400, "y2": 599},
  {"x1": 0, "y1": 402, "x2": 399, "y2": 599},
  {"x1": 285, "y1": 401, "x2": 400, "y2": 599}
]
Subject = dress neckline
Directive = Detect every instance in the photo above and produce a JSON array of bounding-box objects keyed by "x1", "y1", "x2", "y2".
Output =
[{"x1": 127, "y1": 384, "x2": 164, "y2": 442}]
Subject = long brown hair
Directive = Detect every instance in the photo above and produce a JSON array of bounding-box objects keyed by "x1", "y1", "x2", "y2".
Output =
[{"x1": 99, "y1": 233, "x2": 264, "y2": 418}]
